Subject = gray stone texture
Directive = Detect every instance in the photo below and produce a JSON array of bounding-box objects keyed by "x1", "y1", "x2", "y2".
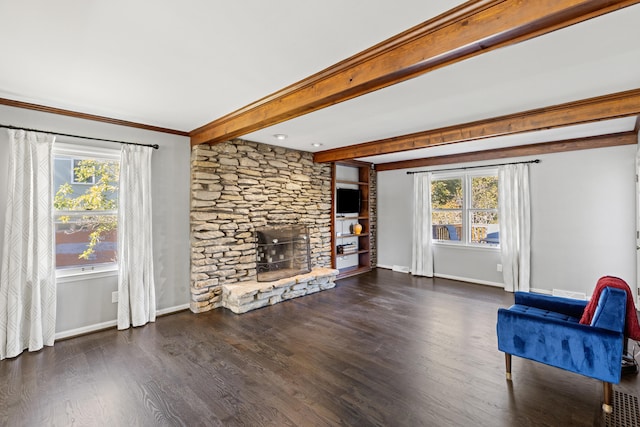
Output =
[{"x1": 190, "y1": 139, "x2": 334, "y2": 313}]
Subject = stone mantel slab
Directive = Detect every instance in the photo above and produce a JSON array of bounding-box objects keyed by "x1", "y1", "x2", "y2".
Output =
[{"x1": 222, "y1": 267, "x2": 339, "y2": 314}]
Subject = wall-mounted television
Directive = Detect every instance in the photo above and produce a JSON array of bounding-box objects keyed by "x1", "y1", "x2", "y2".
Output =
[{"x1": 336, "y1": 188, "x2": 361, "y2": 214}]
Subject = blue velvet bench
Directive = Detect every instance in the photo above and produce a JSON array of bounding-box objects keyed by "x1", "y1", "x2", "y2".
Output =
[{"x1": 497, "y1": 288, "x2": 627, "y2": 413}]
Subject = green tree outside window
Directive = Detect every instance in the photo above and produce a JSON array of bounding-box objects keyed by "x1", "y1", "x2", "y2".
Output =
[{"x1": 54, "y1": 159, "x2": 119, "y2": 261}]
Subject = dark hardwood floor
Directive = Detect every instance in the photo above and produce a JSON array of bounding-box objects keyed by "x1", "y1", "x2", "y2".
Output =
[{"x1": 1, "y1": 269, "x2": 639, "y2": 426}]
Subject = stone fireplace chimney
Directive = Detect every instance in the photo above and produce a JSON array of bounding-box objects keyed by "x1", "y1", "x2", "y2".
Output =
[{"x1": 190, "y1": 140, "x2": 332, "y2": 313}]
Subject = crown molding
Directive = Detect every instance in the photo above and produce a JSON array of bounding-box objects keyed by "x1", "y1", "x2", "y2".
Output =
[{"x1": 0, "y1": 97, "x2": 189, "y2": 137}]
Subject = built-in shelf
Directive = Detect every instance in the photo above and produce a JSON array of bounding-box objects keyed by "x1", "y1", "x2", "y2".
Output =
[
  {"x1": 335, "y1": 216, "x2": 368, "y2": 221},
  {"x1": 336, "y1": 233, "x2": 370, "y2": 239},
  {"x1": 336, "y1": 179, "x2": 369, "y2": 186},
  {"x1": 332, "y1": 163, "x2": 372, "y2": 279}
]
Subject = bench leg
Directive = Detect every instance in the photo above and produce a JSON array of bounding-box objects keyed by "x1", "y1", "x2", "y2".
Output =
[
  {"x1": 602, "y1": 381, "x2": 613, "y2": 413},
  {"x1": 505, "y1": 353, "x2": 512, "y2": 380}
]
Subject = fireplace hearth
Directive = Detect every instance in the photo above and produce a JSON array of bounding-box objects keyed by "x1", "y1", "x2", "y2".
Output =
[{"x1": 255, "y1": 225, "x2": 311, "y2": 282}]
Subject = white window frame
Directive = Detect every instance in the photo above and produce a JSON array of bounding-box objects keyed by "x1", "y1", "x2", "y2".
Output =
[
  {"x1": 53, "y1": 142, "x2": 120, "y2": 280},
  {"x1": 431, "y1": 173, "x2": 464, "y2": 244},
  {"x1": 431, "y1": 168, "x2": 499, "y2": 249}
]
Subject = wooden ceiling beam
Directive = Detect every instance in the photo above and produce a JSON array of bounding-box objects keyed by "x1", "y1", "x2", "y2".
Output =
[
  {"x1": 314, "y1": 88, "x2": 640, "y2": 163},
  {"x1": 190, "y1": 0, "x2": 639, "y2": 146},
  {"x1": 375, "y1": 132, "x2": 637, "y2": 172}
]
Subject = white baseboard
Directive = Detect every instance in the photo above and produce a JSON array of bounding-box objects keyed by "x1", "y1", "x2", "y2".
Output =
[
  {"x1": 55, "y1": 303, "x2": 190, "y2": 341},
  {"x1": 530, "y1": 287, "x2": 552, "y2": 295},
  {"x1": 392, "y1": 265, "x2": 411, "y2": 273},
  {"x1": 378, "y1": 264, "x2": 413, "y2": 274},
  {"x1": 157, "y1": 303, "x2": 190, "y2": 316},
  {"x1": 377, "y1": 265, "x2": 504, "y2": 288},
  {"x1": 531, "y1": 288, "x2": 591, "y2": 300},
  {"x1": 434, "y1": 273, "x2": 504, "y2": 288},
  {"x1": 552, "y1": 289, "x2": 587, "y2": 300},
  {"x1": 55, "y1": 319, "x2": 117, "y2": 340}
]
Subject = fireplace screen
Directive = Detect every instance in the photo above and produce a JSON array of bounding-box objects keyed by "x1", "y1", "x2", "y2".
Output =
[{"x1": 255, "y1": 225, "x2": 311, "y2": 282}]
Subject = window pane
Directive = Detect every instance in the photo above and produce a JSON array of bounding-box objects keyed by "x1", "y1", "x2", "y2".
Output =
[
  {"x1": 55, "y1": 214, "x2": 117, "y2": 269},
  {"x1": 432, "y1": 211, "x2": 462, "y2": 241},
  {"x1": 54, "y1": 158, "x2": 119, "y2": 211},
  {"x1": 54, "y1": 154, "x2": 119, "y2": 270},
  {"x1": 471, "y1": 211, "x2": 499, "y2": 244},
  {"x1": 471, "y1": 176, "x2": 498, "y2": 209},
  {"x1": 72, "y1": 159, "x2": 95, "y2": 184},
  {"x1": 431, "y1": 178, "x2": 462, "y2": 209}
]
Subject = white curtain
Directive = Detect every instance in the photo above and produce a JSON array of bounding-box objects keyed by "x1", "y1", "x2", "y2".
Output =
[
  {"x1": 0, "y1": 130, "x2": 56, "y2": 360},
  {"x1": 498, "y1": 164, "x2": 531, "y2": 292},
  {"x1": 411, "y1": 172, "x2": 434, "y2": 277},
  {"x1": 117, "y1": 145, "x2": 156, "y2": 330}
]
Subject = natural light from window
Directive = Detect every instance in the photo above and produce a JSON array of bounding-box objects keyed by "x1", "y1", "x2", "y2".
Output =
[
  {"x1": 431, "y1": 170, "x2": 499, "y2": 246},
  {"x1": 53, "y1": 143, "x2": 120, "y2": 274}
]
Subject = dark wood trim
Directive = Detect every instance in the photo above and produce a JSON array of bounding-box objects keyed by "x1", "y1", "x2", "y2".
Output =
[
  {"x1": 335, "y1": 159, "x2": 374, "y2": 169},
  {"x1": 635, "y1": 115, "x2": 640, "y2": 133},
  {"x1": 0, "y1": 97, "x2": 189, "y2": 137},
  {"x1": 330, "y1": 163, "x2": 337, "y2": 270},
  {"x1": 375, "y1": 132, "x2": 637, "y2": 171},
  {"x1": 315, "y1": 88, "x2": 640, "y2": 163},
  {"x1": 190, "y1": 0, "x2": 639, "y2": 146}
]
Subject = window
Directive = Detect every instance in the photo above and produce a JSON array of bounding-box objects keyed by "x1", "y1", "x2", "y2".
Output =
[
  {"x1": 431, "y1": 177, "x2": 463, "y2": 242},
  {"x1": 53, "y1": 143, "x2": 120, "y2": 274},
  {"x1": 431, "y1": 170, "x2": 499, "y2": 246}
]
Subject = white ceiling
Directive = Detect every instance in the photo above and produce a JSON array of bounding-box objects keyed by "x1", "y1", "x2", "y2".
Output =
[{"x1": 0, "y1": 1, "x2": 638, "y2": 165}]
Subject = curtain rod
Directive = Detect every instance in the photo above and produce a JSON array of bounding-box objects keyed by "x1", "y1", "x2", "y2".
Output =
[
  {"x1": 406, "y1": 159, "x2": 540, "y2": 175},
  {"x1": 0, "y1": 124, "x2": 159, "y2": 149}
]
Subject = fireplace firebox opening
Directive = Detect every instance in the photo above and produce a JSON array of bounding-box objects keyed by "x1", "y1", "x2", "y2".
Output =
[{"x1": 255, "y1": 225, "x2": 311, "y2": 282}]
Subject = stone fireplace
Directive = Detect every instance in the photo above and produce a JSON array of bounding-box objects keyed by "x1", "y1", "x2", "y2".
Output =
[
  {"x1": 256, "y1": 224, "x2": 311, "y2": 282},
  {"x1": 190, "y1": 139, "x2": 333, "y2": 313}
]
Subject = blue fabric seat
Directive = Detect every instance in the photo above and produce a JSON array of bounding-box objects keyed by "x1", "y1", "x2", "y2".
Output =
[
  {"x1": 507, "y1": 304, "x2": 581, "y2": 323},
  {"x1": 497, "y1": 288, "x2": 627, "y2": 413}
]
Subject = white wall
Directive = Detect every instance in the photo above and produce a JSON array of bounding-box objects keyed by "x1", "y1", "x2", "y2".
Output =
[
  {"x1": 377, "y1": 168, "x2": 413, "y2": 268},
  {"x1": 0, "y1": 105, "x2": 191, "y2": 336},
  {"x1": 377, "y1": 143, "x2": 637, "y2": 297}
]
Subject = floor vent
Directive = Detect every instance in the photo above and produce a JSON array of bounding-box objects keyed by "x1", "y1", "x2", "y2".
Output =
[{"x1": 604, "y1": 390, "x2": 640, "y2": 427}]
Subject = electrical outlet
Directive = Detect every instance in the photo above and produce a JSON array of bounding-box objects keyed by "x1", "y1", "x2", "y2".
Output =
[
  {"x1": 496, "y1": 263, "x2": 503, "y2": 272},
  {"x1": 111, "y1": 291, "x2": 118, "y2": 303}
]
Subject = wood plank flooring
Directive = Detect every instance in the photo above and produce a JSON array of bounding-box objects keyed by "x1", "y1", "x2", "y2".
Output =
[{"x1": 1, "y1": 268, "x2": 639, "y2": 426}]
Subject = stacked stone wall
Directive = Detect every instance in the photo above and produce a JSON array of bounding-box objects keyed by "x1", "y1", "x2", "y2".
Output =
[
  {"x1": 222, "y1": 267, "x2": 339, "y2": 314},
  {"x1": 190, "y1": 140, "x2": 333, "y2": 313}
]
